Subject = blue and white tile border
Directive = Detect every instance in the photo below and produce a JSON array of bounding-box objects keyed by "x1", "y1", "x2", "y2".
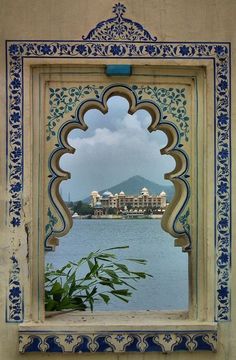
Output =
[
  {"x1": 6, "y1": 3, "x2": 231, "y2": 325},
  {"x1": 19, "y1": 330, "x2": 217, "y2": 353}
]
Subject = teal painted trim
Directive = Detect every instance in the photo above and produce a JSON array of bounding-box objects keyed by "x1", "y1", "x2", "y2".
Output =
[{"x1": 106, "y1": 65, "x2": 132, "y2": 76}]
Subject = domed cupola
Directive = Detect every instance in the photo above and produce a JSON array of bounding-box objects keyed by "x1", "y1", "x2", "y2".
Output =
[
  {"x1": 141, "y1": 187, "x2": 149, "y2": 196},
  {"x1": 95, "y1": 201, "x2": 102, "y2": 208},
  {"x1": 102, "y1": 191, "x2": 113, "y2": 198}
]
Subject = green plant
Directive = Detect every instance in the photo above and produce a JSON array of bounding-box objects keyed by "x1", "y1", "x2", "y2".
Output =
[{"x1": 45, "y1": 246, "x2": 152, "y2": 312}]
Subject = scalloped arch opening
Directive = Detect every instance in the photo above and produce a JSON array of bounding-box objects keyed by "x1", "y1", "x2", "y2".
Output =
[
  {"x1": 47, "y1": 85, "x2": 190, "y2": 253},
  {"x1": 59, "y1": 94, "x2": 174, "y2": 206},
  {"x1": 46, "y1": 92, "x2": 189, "y2": 312}
]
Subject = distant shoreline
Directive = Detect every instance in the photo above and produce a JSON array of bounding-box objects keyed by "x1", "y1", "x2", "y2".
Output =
[{"x1": 72, "y1": 215, "x2": 163, "y2": 220}]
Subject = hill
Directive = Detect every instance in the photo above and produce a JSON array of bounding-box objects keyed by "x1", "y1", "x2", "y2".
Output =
[{"x1": 83, "y1": 175, "x2": 174, "y2": 203}]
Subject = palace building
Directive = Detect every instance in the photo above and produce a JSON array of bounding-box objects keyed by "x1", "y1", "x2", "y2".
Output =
[{"x1": 90, "y1": 187, "x2": 167, "y2": 215}]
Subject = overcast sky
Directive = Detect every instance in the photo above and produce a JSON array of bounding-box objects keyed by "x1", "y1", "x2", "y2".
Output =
[{"x1": 59, "y1": 96, "x2": 175, "y2": 201}]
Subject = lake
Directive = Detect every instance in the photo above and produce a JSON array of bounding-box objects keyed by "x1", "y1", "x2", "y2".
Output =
[{"x1": 46, "y1": 219, "x2": 188, "y2": 311}]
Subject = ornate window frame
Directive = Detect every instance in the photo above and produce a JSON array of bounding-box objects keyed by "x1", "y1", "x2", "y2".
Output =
[
  {"x1": 6, "y1": 3, "x2": 231, "y2": 353},
  {"x1": 44, "y1": 81, "x2": 192, "y2": 252}
]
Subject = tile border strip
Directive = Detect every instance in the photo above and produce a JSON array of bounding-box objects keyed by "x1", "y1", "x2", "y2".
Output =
[{"x1": 19, "y1": 330, "x2": 217, "y2": 353}]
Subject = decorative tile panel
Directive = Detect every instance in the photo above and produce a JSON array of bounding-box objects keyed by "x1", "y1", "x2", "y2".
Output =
[
  {"x1": 19, "y1": 330, "x2": 217, "y2": 353},
  {"x1": 83, "y1": 2, "x2": 157, "y2": 41},
  {"x1": 6, "y1": 3, "x2": 231, "y2": 323}
]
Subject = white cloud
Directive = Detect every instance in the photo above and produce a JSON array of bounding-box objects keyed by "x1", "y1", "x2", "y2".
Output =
[{"x1": 59, "y1": 97, "x2": 175, "y2": 201}]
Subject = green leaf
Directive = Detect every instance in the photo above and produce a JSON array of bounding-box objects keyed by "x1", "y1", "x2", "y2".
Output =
[
  {"x1": 103, "y1": 269, "x2": 119, "y2": 279},
  {"x1": 70, "y1": 297, "x2": 87, "y2": 311},
  {"x1": 131, "y1": 271, "x2": 152, "y2": 278},
  {"x1": 89, "y1": 286, "x2": 97, "y2": 297},
  {"x1": 118, "y1": 278, "x2": 137, "y2": 290},
  {"x1": 103, "y1": 246, "x2": 129, "y2": 251},
  {"x1": 59, "y1": 296, "x2": 71, "y2": 309},
  {"x1": 87, "y1": 259, "x2": 95, "y2": 271},
  {"x1": 88, "y1": 297, "x2": 94, "y2": 311},
  {"x1": 110, "y1": 293, "x2": 129, "y2": 303},
  {"x1": 89, "y1": 263, "x2": 100, "y2": 275},
  {"x1": 97, "y1": 252, "x2": 116, "y2": 259},
  {"x1": 45, "y1": 299, "x2": 58, "y2": 311},
  {"x1": 45, "y1": 245, "x2": 152, "y2": 312},
  {"x1": 111, "y1": 289, "x2": 132, "y2": 297},
  {"x1": 126, "y1": 258, "x2": 147, "y2": 264},
  {"x1": 51, "y1": 281, "x2": 62, "y2": 293},
  {"x1": 99, "y1": 280, "x2": 115, "y2": 289},
  {"x1": 99, "y1": 293, "x2": 110, "y2": 304},
  {"x1": 114, "y1": 263, "x2": 130, "y2": 275}
]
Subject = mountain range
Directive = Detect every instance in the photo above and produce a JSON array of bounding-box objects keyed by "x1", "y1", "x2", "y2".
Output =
[{"x1": 83, "y1": 175, "x2": 174, "y2": 203}]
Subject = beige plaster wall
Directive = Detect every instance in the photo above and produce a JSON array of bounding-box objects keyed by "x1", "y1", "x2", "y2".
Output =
[{"x1": 0, "y1": 0, "x2": 236, "y2": 359}]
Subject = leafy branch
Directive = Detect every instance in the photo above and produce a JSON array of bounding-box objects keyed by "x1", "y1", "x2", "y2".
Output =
[{"x1": 45, "y1": 246, "x2": 152, "y2": 313}]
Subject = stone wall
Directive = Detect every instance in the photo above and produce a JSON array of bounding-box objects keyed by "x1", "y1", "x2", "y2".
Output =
[{"x1": 1, "y1": 0, "x2": 236, "y2": 359}]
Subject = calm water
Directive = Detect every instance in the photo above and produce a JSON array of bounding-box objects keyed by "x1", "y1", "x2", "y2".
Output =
[{"x1": 46, "y1": 219, "x2": 188, "y2": 311}]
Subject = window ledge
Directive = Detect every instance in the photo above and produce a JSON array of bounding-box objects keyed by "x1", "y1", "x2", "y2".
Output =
[{"x1": 19, "y1": 311, "x2": 217, "y2": 353}]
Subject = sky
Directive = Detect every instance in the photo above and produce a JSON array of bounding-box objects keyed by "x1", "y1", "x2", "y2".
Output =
[{"x1": 59, "y1": 96, "x2": 175, "y2": 201}]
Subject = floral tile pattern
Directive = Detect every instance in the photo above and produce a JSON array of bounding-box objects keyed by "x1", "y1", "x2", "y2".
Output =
[
  {"x1": 7, "y1": 255, "x2": 23, "y2": 322},
  {"x1": 83, "y1": 3, "x2": 157, "y2": 42}
]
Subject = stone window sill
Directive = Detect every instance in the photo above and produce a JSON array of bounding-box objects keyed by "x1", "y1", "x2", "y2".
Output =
[{"x1": 19, "y1": 311, "x2": 217, "y2": 353}]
